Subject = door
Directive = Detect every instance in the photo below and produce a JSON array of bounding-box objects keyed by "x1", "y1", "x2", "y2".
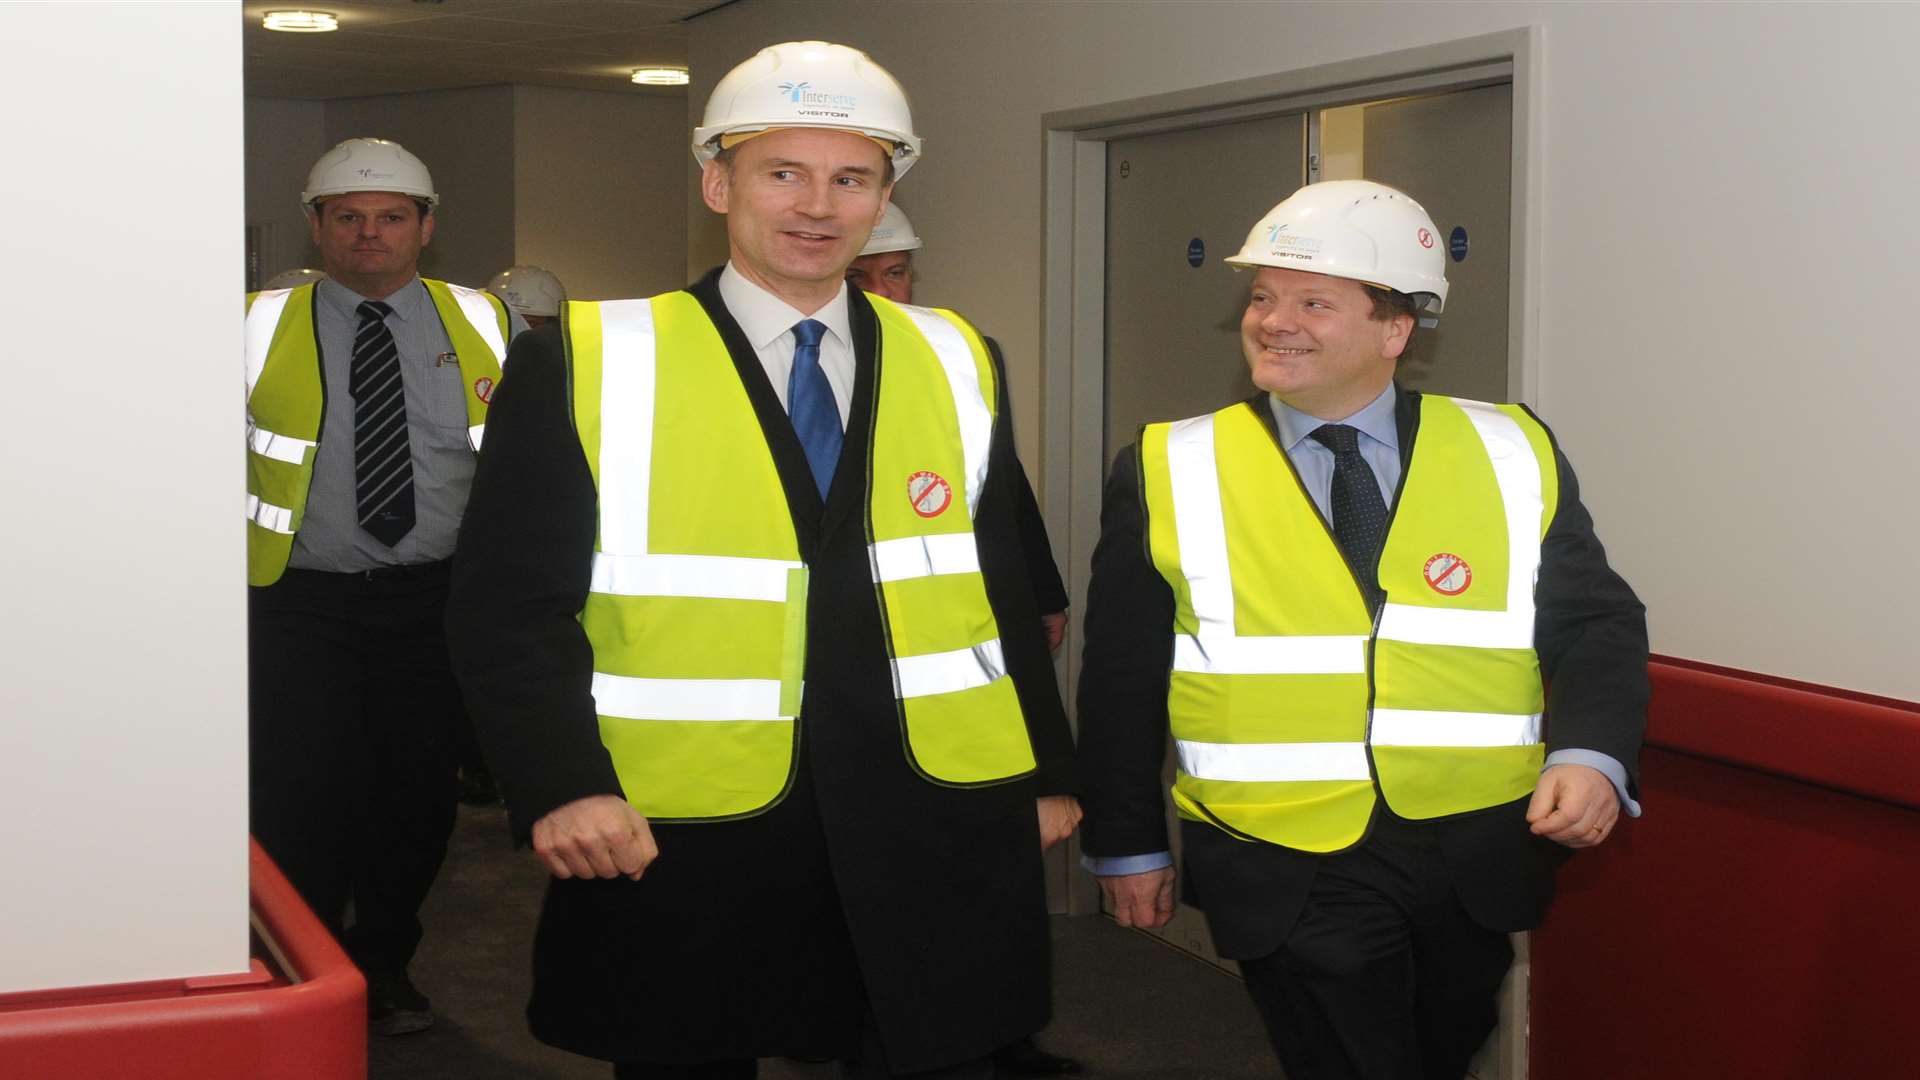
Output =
[{"x1": 1102, "y1": 112, "x2": 1308, "y2": 969}]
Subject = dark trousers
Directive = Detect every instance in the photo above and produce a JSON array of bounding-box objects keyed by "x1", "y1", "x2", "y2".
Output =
[
  {"x1": 1236, "y1": 815, "x2": 1514, "y2": 1080},
  {"x1": 248, "y1": 562, "x2": 461, "y2": 973},
  {"x1": 610, "y1": 1019, "x2": 995, "y2": 1079}
]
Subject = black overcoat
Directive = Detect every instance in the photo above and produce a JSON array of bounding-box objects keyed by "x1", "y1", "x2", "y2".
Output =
[{"x1": 446, "y1": 270, "x2": 1075, "y2": 1070}]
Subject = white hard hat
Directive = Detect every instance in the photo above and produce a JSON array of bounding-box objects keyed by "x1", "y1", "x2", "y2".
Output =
[
  {"x1": 301, "y1": 137, "x2": 438, "y2": 210},
  {"x1": 485, "y1": 265, "x2": 567, "y2": 318},
  {"x1": 859, "y1": 203, "x2": 922, "y2": 256},
  {"x1": 263, "y1": 267, "x2": 326, "y2": 290},
  {"x1": 692, "y1": 41, "x2": 922, "y2": 179},
  {"x1": 1225, "y1": 179, "x2": 1448, "y2": 314}
]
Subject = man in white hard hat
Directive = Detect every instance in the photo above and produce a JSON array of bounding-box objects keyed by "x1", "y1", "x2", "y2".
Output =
[
  {"x1": 243, "y1": 136, "x2": 524, "y2": 1037},
  {"x1": 1076, "y1": 180, "x2": 1648, "y2": 1078},
  {"x1": 447, "y1": 41, "x2": 1079, "y2": 1080},
  {"x1": 845, "y1": 201, "x2": 920, "y2": 303},
  {"x1": 844, "y1": 206, "x2": 1078, "y2": 1079},
  {"x1": 487, "y1": 264, "x2": 567, "y2": 328}
]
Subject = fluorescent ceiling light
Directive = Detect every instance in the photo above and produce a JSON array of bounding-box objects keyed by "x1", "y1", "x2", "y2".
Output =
[
  {"x1": 632, "y1": 67, "x2": 689, "y2": 86},
  {"x1": 263, "y1": 10, "x2": 339, "y2": 33}
]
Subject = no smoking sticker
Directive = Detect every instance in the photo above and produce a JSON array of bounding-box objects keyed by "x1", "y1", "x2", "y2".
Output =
[
  {"x1": 473, "y1": 376, "x2": 495, "y2": 404},
  {"x1": 1423, "y1": 552, "x2": 1472, "y2": 596},
  {"x1": 907, "y1": 471, "x2": 953, "y2": 518}
]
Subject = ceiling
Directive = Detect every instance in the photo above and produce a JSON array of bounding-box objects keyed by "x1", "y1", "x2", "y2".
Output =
[{"x1": 242, "y1": 0, "x2": 727, "y2": 100}]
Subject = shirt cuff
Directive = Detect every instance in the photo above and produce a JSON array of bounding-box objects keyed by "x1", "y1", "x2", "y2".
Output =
[
  {"x1": 1082, "y1": 851, "x2": 1175, "y2": 876},
  {"x1": 1544, "y1": 749, "x2": 1642, "y2": 818}
]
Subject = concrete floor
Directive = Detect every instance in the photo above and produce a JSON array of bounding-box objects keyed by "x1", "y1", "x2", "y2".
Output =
[{"x1": 370, "y1": 803, "x2": 1280, "y2": 1079}]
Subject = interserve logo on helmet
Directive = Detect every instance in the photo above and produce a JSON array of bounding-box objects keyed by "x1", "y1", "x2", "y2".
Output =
[{"x1": 777, "y1": 81, "x2": 858, "y2": 110}]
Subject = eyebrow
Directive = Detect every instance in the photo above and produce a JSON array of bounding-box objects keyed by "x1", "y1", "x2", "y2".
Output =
[{"x1": 763, "y1": 157, "x2": 879, "y2": 177}]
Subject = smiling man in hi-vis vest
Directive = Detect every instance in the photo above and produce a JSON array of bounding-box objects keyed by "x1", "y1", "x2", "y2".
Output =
[
  {"x1": 1077, "y1": 180, "x2": 1648, "y2": 1078},
  {"x1": 445, "y1": 41, "x2": 1079, "y2": 1080},
  {"x1": 243, "y1": 137, "x2": 522, "y2": 1038}
]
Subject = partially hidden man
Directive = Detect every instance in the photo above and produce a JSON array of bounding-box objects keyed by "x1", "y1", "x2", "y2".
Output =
[
  {"x1": 445, "y1": 41, "x2": 1079, "y2": 1080},
  {"x1": 1077, "y1": 180, "x2": 1648, "y2": 1079},
  {"x1": 244, "y1": 137, "x2": 523, "y2": 1036}
]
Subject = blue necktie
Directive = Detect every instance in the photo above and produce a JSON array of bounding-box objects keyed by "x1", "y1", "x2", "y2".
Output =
[{"x1": 786, "y1": 319, "x2": 841, "y2": 499}]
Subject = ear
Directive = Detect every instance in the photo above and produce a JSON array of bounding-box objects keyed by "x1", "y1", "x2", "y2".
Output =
[
  {"x1": 700, "y1": 160, "x2": 732, "y2": 214},
  {"x1": 872, "y1": 185, "x2": 895, "y2": 227},
  {"x1": 306, "y1": 206, "x2": 322, "y2": 246},
  {"x1": 1380, "y1": 313, "x2": 1415, "y2": 361},
  {"x1": 419, "y1": 212, "x2": 436, "y2": 249}
]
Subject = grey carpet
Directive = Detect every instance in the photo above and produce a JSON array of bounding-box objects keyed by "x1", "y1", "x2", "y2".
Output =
[{"x1": 370, "y1": 804, "x2": 1278, "y2": 1079}]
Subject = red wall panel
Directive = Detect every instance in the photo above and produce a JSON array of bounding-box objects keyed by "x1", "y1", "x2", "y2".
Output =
[{"x1": 1531, "y1": 659, "x2": 1920, "y2": 1078}]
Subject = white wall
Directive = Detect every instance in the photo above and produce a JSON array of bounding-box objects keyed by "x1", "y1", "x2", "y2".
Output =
[
  {"x1": 0, "y1": 1, "x2": 248, "y2": 993},
  {"x1": 244, "y1": 97, "x2": 327, "y2": 283},
  {"x1": 690, "y1": 0, "x2": 1920, "y2": 701},
  {"x1": 515, "y1": 85, "x2": 689, "y2": 299}
]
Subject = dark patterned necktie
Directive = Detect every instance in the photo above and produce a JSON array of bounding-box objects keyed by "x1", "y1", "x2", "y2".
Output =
[
  {"x1": 351, "y1": 300, "x2": 416, "y2": 547},
  {"x1": 786, "y1": 319, "x2": 841, "y2": 500},
  {"x1": 1309, "y1": 423, "x2": 1388, "y2": 614}
]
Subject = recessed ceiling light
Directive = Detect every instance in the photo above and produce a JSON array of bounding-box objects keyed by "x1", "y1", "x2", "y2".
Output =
[
  {"x1": 263, "y1": 10, "x2": 339, "y2": 33},
  {"x1": 632, "y1": 67, "x2": 690, "y2": 87}
]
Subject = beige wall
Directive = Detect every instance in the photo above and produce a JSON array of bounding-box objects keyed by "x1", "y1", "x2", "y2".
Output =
[
  {"x1": 514, "y1": 86, "x2": 689, "y2": 299},
  {"x1": 689, "y1": 0, "x2": 1920, "y2": 700},
  {"x1": 2, "y1": 0, "x2": 248, "y2": 993},
  {"x1": 327, "y1": 85, "x2": 519, "y2": 288},
  {"x1": 244, "y1": 96, "x2": 327, "y2": 282},
  {"x1": 247, "y1": 86, "x2": 688, "y2": 298}
]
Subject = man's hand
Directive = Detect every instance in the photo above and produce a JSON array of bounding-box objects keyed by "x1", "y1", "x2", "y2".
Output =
[
  {"x1": 531, "y1": 794, "x2": 659, "y2": 881},
  {"x1": 1526, "y1": 764, "x2": 1621, "y2": 849},
  {"x1": 1098, "y1": 866, "x2": 1176, "y2": 929},
  {"x1": 1040, "y1": 612, "x2": 1069, "y2": 654},
  {"x1": 1036, "y1": 794, "x2": 1083, "y2": 852}
]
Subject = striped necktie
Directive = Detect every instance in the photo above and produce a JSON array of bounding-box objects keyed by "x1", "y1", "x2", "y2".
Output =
[{"x1": 351, "y1": 299, "x2": 416, "y2": 547}]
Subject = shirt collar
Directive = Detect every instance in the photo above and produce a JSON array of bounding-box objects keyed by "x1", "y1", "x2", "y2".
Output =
[
  {"x1": 317, "y1": 275, "x2": 427, "y2": 322},
  {"x1": 1270, "y1": 382, "x2": 1399, "y2": 453},
  {"x1": 719, "y1": 262, "x2": 852, "y2": 355}
]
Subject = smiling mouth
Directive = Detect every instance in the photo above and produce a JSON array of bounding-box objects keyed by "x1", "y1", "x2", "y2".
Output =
[
  {"x1": 1261, "y1": 344, "x2": 1314, "y2": 355},
  {"x1": 784, "y1": 230, "x2": 838, "y2": 242}
]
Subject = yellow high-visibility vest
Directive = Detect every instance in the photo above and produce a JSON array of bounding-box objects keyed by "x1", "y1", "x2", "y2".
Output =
[
  {"x1": 566, "y1": 292, "x2": 1035, "y2": 822},
  {"x1": 1141, "y1": 395, "x2": 1559, "y2": 852},
  {"x1": 242, "y1": 279, "x2": 510, "y2": 586}
]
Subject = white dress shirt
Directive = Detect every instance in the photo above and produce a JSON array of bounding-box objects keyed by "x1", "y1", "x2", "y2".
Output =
[{"x1": 718, "y1": 262, "x2": 856, "y2": 427}]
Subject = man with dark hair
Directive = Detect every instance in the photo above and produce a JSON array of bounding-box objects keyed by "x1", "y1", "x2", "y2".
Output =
[{"x1": 1078, "y1": 179, "x2": 1647, "y2": 1078}]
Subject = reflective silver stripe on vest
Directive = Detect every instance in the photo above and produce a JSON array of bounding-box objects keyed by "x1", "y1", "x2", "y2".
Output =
[
  {"x1": 468, "y1": 424, "x2": 486, "y2": 451},
  {"x1": 1375, "y1": 400, "x2": 1542, "y2": 650},
  {"x1": 892, "y1": 304, "x2": 992, "y2": 515},
  {"x1": 446, "y1": 282, "x2": 507, "y2": 365},
  {"x1": 595, "y1": 300, "x2": 660, "y2": 555},
  {"x1": 869, "y1": 533, "x2": 980, "y2": 584},
  {"x1": 591, "y1": 672, "x2": 788, "y2": 722},
  {"x1": 1370, "y1": 709, "x2": 1542, "y2": 747},
  {"x1": 592, "y1": 552, "x2": 802, "y2": 602},
  {"x1": 1176, "y1": 740, "x2": 1372, "y2": 782},
  {"x1": 1165, "y1": 413, "x2": 1370, "y2": 675},
  {"x1": 246, "y1": 493, "x2": 296, "y2": 534},
  {"x1": 244, "y1": 288, "x2": 294, "y2": 402},
  {"x1": 247, "y1": 421, "x2": 315, "y2": 465},
  {"x1": 894, "y1": 639, "x2": 1007, "y2": 699}
]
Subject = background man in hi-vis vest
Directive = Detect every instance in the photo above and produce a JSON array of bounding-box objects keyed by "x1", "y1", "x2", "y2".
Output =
[
  {"x1": 243, "y1": 137, "x2": 523, "y2": 1037},
  {"x1": 446, "y1": 41, "x2": 1080, "y2": 1080},
  {"x1": 1077, "y1": 180, "x2": 1648, "y2": 1078}
]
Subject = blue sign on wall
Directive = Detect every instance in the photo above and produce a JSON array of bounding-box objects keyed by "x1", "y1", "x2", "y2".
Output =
[
  {"x1": 1187, "y1": 237, "x2": 1205, "y2": 268},
  {"x1": 1449, "y1": 226, "x2": 1469, "y2": 263}
]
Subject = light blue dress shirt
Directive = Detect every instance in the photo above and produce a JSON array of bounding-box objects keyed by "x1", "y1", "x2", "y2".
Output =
[{"x1": 1087, "y1": 384, "x2": 1638, "y2": 879}]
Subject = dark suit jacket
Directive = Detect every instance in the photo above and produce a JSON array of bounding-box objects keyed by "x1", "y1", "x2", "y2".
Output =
[
  {"x1": 1076, "y1": 387, "x2": 1648, "y2": 959},
  {"x1": 445, "y1": 270, "x2": 1075, "y2": 1068}
]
